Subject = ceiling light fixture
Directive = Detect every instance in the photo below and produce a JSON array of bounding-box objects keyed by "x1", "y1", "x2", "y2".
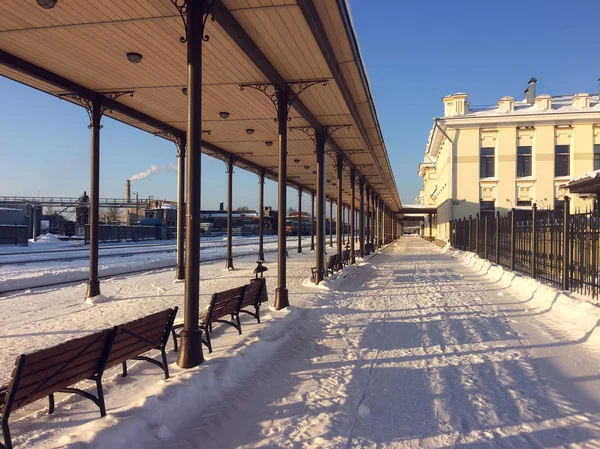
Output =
[
  {"x1": 265, "y1": 141, "x2": 273, "y2": 147},
  {"x1": 126, "y1": 52, "x2": 143, "y2": 64},
  {"x1": 304, "y1": 165, "x2": 310, "y2": 170},
  {"x1": 37, "y1": 0, "x2": 57, "y2": 8},
  {"x1": 181, "y1": 88, "x2": 188, "y2": 96},
  {"x1": 246, "y1": 128, "x2": 255, "y2": 135},
  {"x1": 219, "y1": 112, "x2": 230, "y2": 119},
  {"x1": 293, "y1": 159, "x2": 300, "y2": 164}
]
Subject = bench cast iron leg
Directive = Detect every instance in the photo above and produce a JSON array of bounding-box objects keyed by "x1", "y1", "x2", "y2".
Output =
[
  {"x1": 172, "y1": 328, "x2": 179, "y2": 352},
  {"x1": 161, "y1": 348, "x2": 169, "y2": 379},
  {"x1": 236, "y1": 313, "x2": 241, "y2": 335},
  {"x1": 2, "y1": 417, "x2": 13, "y2": 449},
  {"x1": 96, "y1": 378, "x2": 106, "y2": 417},
  {"x1": 122, "y1": 361, "x2": 128, "y2": 377},
  {"x1": 48, "y1": 394, "x2": 55, "y2": 415}
]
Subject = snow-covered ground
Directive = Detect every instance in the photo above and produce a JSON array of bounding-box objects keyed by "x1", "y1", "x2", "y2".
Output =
[
  {"x1": 0, "y1": 235, "x2": 344, "y2": 293},
  {"x1": 4, "y1": 237, "x2": 600, "y2": 448}
]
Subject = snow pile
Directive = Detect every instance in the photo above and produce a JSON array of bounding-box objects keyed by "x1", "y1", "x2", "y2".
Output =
[{"x1": 450, "y1": 248, "x2": 600, "y2": 348}]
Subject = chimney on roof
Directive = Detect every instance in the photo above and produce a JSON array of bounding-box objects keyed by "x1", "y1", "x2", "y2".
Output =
[
  {"x1": 597, "y1": 78, "x2": 600, "y2": 98},
  {"x1": 525, "y1": 77, "x2": 537, "y2": 104},
  {"x1": 219, "y1": 202, "x2": 224, "y2": 211}
]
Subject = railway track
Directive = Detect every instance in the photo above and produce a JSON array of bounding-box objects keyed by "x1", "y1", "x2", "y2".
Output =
[
  {"x1": 0, "y1": 237, "x2": 320, "y2": 266},
  {"x1": 0, "y1": 240, "x2": 331, "y2": 296}
]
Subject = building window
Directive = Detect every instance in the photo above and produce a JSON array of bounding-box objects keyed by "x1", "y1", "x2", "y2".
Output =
[
  {"x1": 517, "y1": 146, "x2": 532, "y2": 177},
  {"x1": 480, "y1": 200, "x2": 495, "y2": 217},
  {"x1": 480, "y1": 147, "x2": 495, "y2": 178},
  {"x1": 594, "y1": 144, "x2": 600, "y2": 171},
  {"x1": 555, "y1": 145, "x2": 570, "y2": 177},
  {"x1": 516, "y1": 200, "x2": 532, "y2": 208}
]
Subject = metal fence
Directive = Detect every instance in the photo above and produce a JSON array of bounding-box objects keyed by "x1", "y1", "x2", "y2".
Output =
[
  {"x1": 450, "y1": 196, "x2": 600, "y2": 300},
  {"x1": 0, "y1": 225, "x2": 28, "y2": 246},
  {"x1": 75, "y1": 225, "x2": 159, "y2": 244}
]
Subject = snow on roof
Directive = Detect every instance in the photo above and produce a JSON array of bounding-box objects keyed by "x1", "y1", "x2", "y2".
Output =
[
  {"x1": 465, "y1": 94, "x2": 600, "y2": 118},
  {"x1": 567, "y1": 169, "x2": 600, "y2": 186}
]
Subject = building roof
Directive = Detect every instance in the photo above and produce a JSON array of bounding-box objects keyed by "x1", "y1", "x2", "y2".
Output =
[
  {"x1": 0, "y1": 1, "x2": 401, "y2": 212},
  {"x1": 467, "y1": 94, "x2": 600, "y2": 117}
]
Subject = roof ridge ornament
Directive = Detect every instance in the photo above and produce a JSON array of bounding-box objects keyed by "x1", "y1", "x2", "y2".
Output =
[
  {"x1": 239, "y1": 80, "x2": 328, "y2": 122},
  {"x1": 170, "y1": 0, "x2": 218, "y2": 44}
]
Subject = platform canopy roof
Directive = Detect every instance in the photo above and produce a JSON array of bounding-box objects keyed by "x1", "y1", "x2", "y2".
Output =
[{"x1": 0, "y1": 0, "x2": 401, "y2": 212}]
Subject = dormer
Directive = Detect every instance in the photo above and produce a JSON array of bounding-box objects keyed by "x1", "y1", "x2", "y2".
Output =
[
  {"x1": 497, "y1": 96, "x2": 515, "y2": 113},
  {"x1": 534, "y1": 94, "x2": 552, "y2": 111},
  {"x1": 442, "y1": 93, "x2": 468, "y2": 117},
  {"x1": 572, "y1": 92, "x2": 590, "y2": 109}
]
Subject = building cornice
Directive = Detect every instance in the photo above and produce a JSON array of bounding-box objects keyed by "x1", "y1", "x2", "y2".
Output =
[{"x1": 441, "y1": 110, "x2": 600, "y2": 128}]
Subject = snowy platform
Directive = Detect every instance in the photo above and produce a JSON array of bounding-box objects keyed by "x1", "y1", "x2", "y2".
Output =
[{"x1": 4, "y1": 237, "x2": 600, "y2": 448}]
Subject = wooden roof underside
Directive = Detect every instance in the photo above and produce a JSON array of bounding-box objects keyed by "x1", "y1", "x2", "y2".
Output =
[{"x1": 0, "y1": 0, "x2": 401, "y2": 211}]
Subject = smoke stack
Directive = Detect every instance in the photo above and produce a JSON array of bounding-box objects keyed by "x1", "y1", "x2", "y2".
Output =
[
  {"x1": 219, "y1": 202, "x2": 224, "y2": 211},
  {"x1": 126, "y1": 179, "x2": 131, "y2": 203},
  {"x1": 525, "y1": 77, "x2": 537, "y2": 104}
]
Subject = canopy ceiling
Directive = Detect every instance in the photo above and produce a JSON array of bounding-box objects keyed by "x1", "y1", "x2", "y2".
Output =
[{"x1": 0, "y1": 0, "x2": 401, "y2": 211}]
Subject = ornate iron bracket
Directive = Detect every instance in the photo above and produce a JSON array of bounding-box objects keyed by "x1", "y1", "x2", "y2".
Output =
[
  {"x1": 343, "y1": 149, "x2": 367, "y2": 157},
  {"x1": 170, "y1": 0, "x2": 217, "y2": 44},
  {"x1": 324, "y1": 124, "x2": 351, "y2": 142},
  {"x1": 239, "y1": 79, "x2": 328, "y2": 121},
  {"x1": 154, "y1": 132, "x2": 186, "y2": 157},
  {"x1": 58, "y1": 91, "x2": 134, "y2": 129},
  {"x1": 289, "y1": 126, "x2": 316, "y2": 143}
]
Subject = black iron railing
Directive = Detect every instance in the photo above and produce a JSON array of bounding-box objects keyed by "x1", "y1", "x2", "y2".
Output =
[{"x1": 450, "y1": 196, "x2": 600, "y2": 299}]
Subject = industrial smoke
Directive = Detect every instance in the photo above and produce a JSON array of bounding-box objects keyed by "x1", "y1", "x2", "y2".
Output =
[{"x1": 129, "y1": 163, "x2": 176, "y2": 181}]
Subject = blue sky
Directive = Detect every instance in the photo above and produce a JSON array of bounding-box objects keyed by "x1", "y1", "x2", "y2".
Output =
[{"x1": 1, "y1": 0, "x2": 600, "y2": 210}]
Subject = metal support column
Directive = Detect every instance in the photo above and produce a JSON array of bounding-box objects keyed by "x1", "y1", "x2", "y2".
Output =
[
  {"x1": 531, "y1": 203, "x2": 537, "y2": 280},
  {"x1": 315, "y1": 129, "x2": 326, "y2": 284},
  {"x1": 297, "y1": 187, "x2": 302, "y2": 253},
  {"x1": 177, "y1": 0, "x2": 208, "y2": 369},
  {"x1": 330, "y1": 199, "x2": 333, "y2": 248},
  {"x1": 510, "y1": 208, "x2": 516, "y2": 271},
  {"x1": 175, "y1": 136, "x2": 186, "y2": 280},
  {"x1": 86, "y1": 101, "x2": 102, "y2": 299},
  {"x1": 274, "y1": 89, "x2": 290, "y2": 309},
  {"x1": 310, "y1": 192, "x2": 315, "y2": 251},
  {"x1": 258, "y1": 170, "x2": 265, "y2": 261},
  {"x1": 365, "y1": 185, "x2": 370, "y2": 253},
  {"x1": 336, "y1": 154, "x2": 343, "y2": 263},
  {"x1": 225, "y1": 156, "x2": 234, "y2": 270},
  {"x1": 371, "y1": 190, "x2": 376, "y2": 250},
  {"x1": 350, "y1": 169, "x2": 356, "y2": 264},
  {"x1": 428, "y1": 213, "x2": 432, "y2": 241}
]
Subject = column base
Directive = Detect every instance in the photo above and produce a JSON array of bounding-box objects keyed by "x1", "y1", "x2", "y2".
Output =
[
  {"x1": 274, "y1": 288, "x2": 289, "y2": 310},
  {"x1": 86, "y1": 279, "x2": 100, "y2": 299},
  {"x1": 258, "y1": 251, "x2": 265, "y2": 262},
  {"x1": 225, "y1": 259, "x2": 234, "y2": 270},
  {"x1": 175, "y1": 265, "x2": 185, "y2": 280},
  {"x1": 297, "y1": 248, "x2": 302, "y2": 254},
  {"x1": 176, "y1": 328, "x2": 204, "y2": 368}
]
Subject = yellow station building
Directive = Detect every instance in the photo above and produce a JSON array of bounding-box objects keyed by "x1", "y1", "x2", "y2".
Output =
[{"x1": 418, "y1": 78, "x2": 600, "y2": 242}]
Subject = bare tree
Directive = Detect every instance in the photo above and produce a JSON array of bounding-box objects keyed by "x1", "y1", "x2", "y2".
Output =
[{"x1": 100, "y1": 206, "x2": 123, "y2": 224}]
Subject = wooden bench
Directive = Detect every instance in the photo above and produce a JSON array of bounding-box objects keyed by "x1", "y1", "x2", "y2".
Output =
[
  {"x1": 173, "y1": 280, "x2": 267, "y2": 354},
  {"x1": 106, "y1": 308, "x2": 178, "y2": 380},
  {"x1": 341, "y1": 249, "x2": 351, "y2": 267},
  {"x1": 0, "y1": 328, "x2": 116, "y2": 449},
  {"x1": 0, "y1": 308, "x2": 178, "y2": 449},
  {"x1": 237, "y1": 278, "x2": 268, "y2": 325}
]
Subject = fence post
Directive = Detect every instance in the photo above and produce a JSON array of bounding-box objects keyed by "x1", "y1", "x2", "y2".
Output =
[
  {"x1": 475, "y1": 213, "x2": 480, "y2": 255},
  {"x1": 562, "y1": 196, "x2": 570, "y2": 291},
  {"x1": 484, "y1": 215, "x2": 489, "y2": 260},
  {"x1": 495, "y1": 211, "x2": 500, "y2": 264},
  {"x1": 510, "y1": 208, "x2": 516, "y2": 271},
  {"x1": 468, "y1": 215, "x2": 472, "y2": 251},
  {"x1": 531, "y1": 203, "x2": 537, "y2": 279}
]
